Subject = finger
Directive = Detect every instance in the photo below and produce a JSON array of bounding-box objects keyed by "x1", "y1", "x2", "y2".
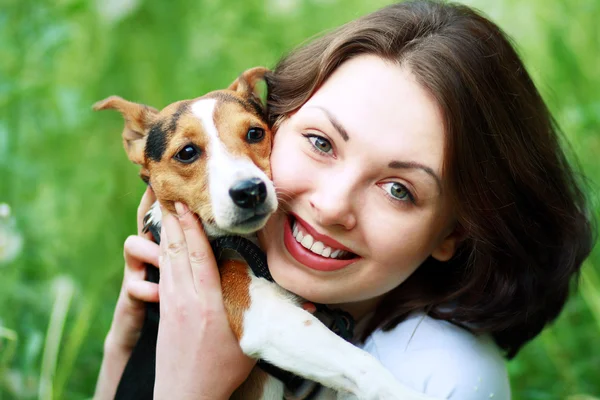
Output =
[
  {"x1": 126, "y1": 280, "x2": 159, "y2": 302},
  {"x1": 158, "y1": 225, "x2": 176, "y2": 306},
  {"x1": 174, "y1": 202, "x2": 221, "y2": 297},
  {"x1": 124, "y1": 235, "x2": 160, "y2": 271},
  {"x1": 161, "y1": 207, "x2": 196, "y2": 292},
  {"x1": 302, "y1": 302, "x2": 317, "y2": 314},
  {"x1": 137, "y1": 186, "x2": 157, "y2": 237}
]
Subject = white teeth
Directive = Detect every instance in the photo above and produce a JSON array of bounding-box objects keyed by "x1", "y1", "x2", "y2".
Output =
[
  {"x1": 292, "y1": 219, "x2": 351, "y2": 259},
  {"x1": 301, "y1": 234, "x2": 314, "y2": 249},
  {"x1": 310, "y1": 241, "x2": 324, "y2": 254}
]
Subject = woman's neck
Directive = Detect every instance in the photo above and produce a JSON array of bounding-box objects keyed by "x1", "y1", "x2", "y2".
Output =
[{"x1": 335, "y1": 296, "x2": 382, "y2": 322}]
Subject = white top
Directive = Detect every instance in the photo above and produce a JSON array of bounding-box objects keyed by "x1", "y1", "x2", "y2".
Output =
[{"x1": 360, "y1": 313, "x2": 511, "y2": 399}]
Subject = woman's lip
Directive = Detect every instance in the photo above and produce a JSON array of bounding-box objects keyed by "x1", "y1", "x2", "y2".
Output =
[
  {"x1": 283, "y1": 216, "x2": 360, "y2": 272},
  {"x1": 291, "y1": 213, "x2": 355, "y2": 253}
]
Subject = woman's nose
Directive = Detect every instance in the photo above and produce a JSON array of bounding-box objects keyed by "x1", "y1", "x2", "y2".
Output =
[{"x1": 309, "y1": 177, "x2": 357, "y2": 230}]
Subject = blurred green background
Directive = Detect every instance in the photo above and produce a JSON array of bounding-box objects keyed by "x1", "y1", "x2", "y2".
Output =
[{"x1": 0, "y1": 0, "x2": 598, "y2": 398}]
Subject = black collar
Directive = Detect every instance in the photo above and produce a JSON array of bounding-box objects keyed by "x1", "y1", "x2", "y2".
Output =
[{"x1": 210, "y1": 235, "x2": 274, "y2": 282}]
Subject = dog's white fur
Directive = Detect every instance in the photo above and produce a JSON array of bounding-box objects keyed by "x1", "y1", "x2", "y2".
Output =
[{"x1": 193, "y1": 99, "x2": 278, "y2": 236}]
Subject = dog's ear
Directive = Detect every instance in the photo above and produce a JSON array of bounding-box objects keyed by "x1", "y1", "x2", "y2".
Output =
[
  {"x1": 228, "y1": 67, "x2": 269, "y2": 104},
  {"x1": 93, "y1": 96, "x2": 158, "y2": 165}
]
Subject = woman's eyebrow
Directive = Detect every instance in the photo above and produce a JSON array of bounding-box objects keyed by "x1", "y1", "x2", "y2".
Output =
[
  {"x1": 389, "y1": 160, "x2": 442, "y2": 194},
  {"x1": 307, "y1": 106, "x2": 350, "y2": 141}
]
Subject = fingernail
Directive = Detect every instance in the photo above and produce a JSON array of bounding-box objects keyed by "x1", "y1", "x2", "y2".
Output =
[
  {"x1": 174, "y1": 202, "x2": 187, "y2": 216},
  {"x1": 302, "y1": 302, "x2": 317, "y2": 314}
]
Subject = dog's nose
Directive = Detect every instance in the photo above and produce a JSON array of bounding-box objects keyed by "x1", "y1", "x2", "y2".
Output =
[{"x1": 229, "y1": 178, "x2": 267, "y2": 209}]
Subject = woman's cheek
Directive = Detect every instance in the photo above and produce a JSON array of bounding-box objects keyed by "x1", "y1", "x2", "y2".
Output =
[{"x1": 271, "y1": 138, "x2": 312, "y2": 187}]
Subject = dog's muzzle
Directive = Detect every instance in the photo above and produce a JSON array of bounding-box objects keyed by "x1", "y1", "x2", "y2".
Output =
[{"x1": 229, "y1": 178, "x2": 267, "y2": 209}]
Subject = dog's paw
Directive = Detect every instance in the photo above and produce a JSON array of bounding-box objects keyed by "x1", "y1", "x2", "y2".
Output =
[{"x1": 350, "y1": 359, "x2": 431, "y2": 400}]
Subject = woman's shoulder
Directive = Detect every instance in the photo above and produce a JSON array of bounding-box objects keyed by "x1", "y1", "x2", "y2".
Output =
[{"x1": 360, "y1": 313, "x2": 511, "y2": 400}]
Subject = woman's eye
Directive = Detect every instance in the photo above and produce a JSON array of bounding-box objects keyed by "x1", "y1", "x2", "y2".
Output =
[
  {"x1": 174, "y1": 144, "x2": 200, "y2": 163},
  {"x1": 246, "y1": 127, "x2": 265, "y2": 143},
  {"x1": 382, "y1": 182, "x2": 414, "y2": 203},
  {"x1": 306, "y1": 134, "x2": 333, "y2": 154}
]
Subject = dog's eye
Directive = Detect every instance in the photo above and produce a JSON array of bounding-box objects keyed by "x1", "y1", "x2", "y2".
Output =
[
  {"x1": 246, "y1": 127, "x2": 265, "y2": 143},
  {"x1": 174, "y1": 145, "x2": 200, "y2": 163}
]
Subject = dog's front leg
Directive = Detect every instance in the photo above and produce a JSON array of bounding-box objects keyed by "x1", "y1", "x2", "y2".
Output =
[{"x1": 239, "y1": 276, "x2": 436, "y2": 400}]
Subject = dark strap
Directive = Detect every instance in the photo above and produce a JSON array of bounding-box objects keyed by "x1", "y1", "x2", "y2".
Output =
[
  {"x1": 315, "y1": 304, "x2": 355, "y2": 342},
  {"x1": 209, "y1": 235, "x2": 273, "y2": 282}
]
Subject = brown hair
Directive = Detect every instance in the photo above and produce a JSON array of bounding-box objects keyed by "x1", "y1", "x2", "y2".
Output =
[{"x1": 265, "y1": 0, "x2": 595, "y2": 358}]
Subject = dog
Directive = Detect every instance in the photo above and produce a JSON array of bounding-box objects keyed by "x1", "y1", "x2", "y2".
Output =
[{"x1": 94, "y1": 67, "x2": 430, "y2": 400}]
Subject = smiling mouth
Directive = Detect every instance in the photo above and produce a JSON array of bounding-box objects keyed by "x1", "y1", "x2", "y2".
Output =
[
  {"x1": 290, "y1": 216, "x2": 357, "y2": 260},
  {"x1": 283, "y1": 216, "x2": 360, "y2": 272}
]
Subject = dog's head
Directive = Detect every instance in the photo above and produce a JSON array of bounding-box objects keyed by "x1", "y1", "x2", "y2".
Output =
[{"x1": 94, "y1": 67, "x2": 277, "y2": 236}]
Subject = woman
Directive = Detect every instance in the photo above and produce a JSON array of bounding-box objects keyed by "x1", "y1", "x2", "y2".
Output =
[{"x1": 95, "y1": 1, "x2": 595, "y2": 399}]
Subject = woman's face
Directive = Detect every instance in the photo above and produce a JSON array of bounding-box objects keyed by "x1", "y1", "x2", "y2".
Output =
[{"x1": 259, "y1": 55, "x2": 458, "y2": 314}]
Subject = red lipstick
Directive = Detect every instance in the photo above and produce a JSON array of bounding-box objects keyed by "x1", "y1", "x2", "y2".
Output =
[
  {"x1": 283, "y1": 215, "x2": 360, "y2": 272},
  {"x1": 293, "y1": 214, "x2": 355, "y2": 253}
]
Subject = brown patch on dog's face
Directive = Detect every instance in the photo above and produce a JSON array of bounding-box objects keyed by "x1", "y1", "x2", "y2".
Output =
[
  {"x1": 144, "y1": 100, "x2": 212, "y2": 219},
  {"x1": 213, "y1": 96, "x2": 273, "y2": 179}
]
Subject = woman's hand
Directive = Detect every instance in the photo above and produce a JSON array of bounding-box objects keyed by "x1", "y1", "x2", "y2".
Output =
[
  {"x1": 153, "y1": 202, "x2": 255, "y2": 400},
  {"x1": 95, "y1": 187, "x2": 160, "y2": 399},
  {"x1": 109, "y1": 188, "x2": 162, "y2": 351}
]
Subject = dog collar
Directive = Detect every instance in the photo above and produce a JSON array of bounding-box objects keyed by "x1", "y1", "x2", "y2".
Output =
[{"x1": 209, "y1": 235, "x2": 274, "y2": 282}]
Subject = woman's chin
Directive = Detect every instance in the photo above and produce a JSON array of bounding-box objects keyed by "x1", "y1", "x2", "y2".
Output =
[
  {"x1": 261, "y1": 211, "x2": 361, "y2": 304},
  {"x1": 267, "y1": 263, "x2": 348, "y2": 304}
]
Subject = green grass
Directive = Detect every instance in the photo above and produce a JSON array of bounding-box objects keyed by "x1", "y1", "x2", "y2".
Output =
[{"x1": 1, "y1": 0, "x2": 598, "y2": 398}]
